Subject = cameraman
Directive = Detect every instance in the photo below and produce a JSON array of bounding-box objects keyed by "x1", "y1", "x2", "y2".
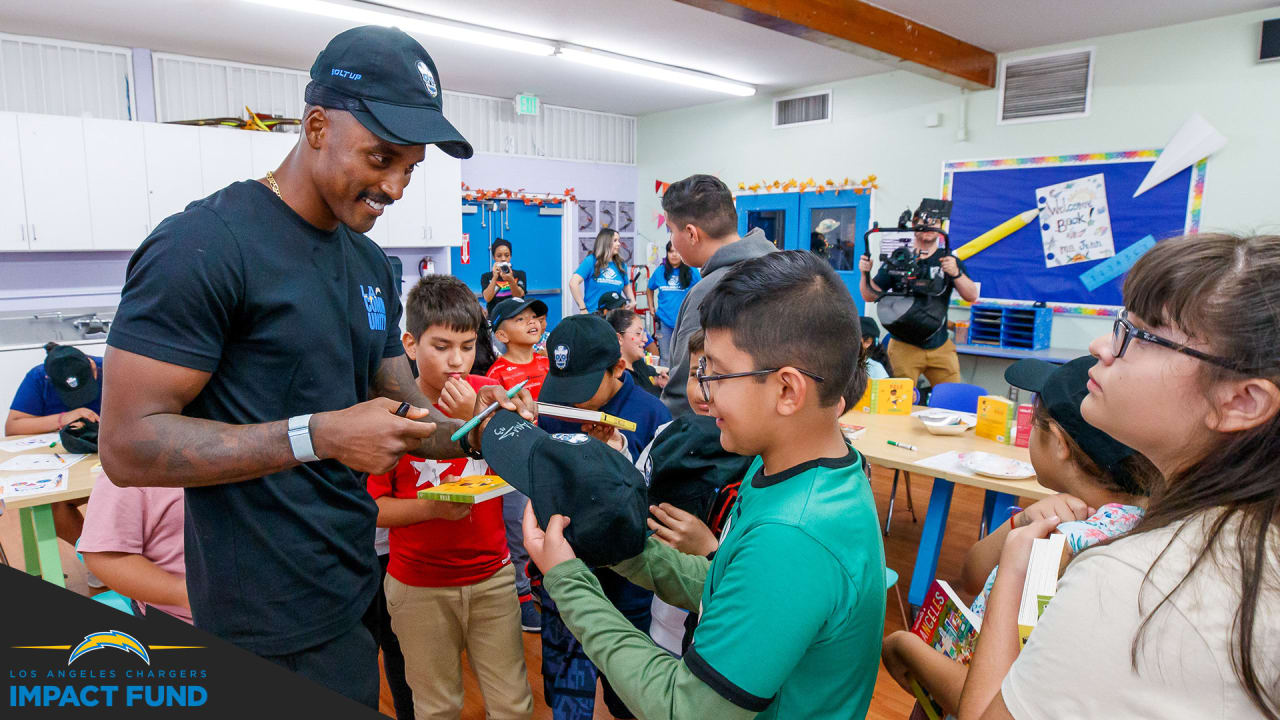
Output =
[
  {"x1": 858, "y1": 210, "x2": 978, "y2": 386},
  {"x1": 480, "y1": 237, "x2": 527, "y2": 309}
]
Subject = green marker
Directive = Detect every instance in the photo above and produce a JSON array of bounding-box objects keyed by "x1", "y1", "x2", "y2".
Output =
[
  {"x1": 449, "y1": 379, "x2": 530, "y2": 443},
  {"x1": 887, "y1": 439, "x2": 918, "y2": 452}
]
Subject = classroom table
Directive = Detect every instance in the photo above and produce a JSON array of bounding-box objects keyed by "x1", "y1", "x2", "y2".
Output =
[
  {"x1": 841, "y1": 407, "x2": 1052, "y2": 608},
  {"x1": 0, "y1": 435, "x2": 99, "y2": 588}
]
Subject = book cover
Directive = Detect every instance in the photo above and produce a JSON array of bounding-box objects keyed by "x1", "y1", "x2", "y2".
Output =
[
  {"x1": 875, "y1": 378, "x2": 915, "y2": 415},
  {"x1": 536, "y1": 403, "x2": 638, "y2": 432},
  {"x1": 910, "y1": 579, "x2": 982, "y2": 663},
  {"x1": 1014, "y1": 404, "x2": 1034, "y2": 448},
  {"x1": 1017, "y1": 533, "x2": 1067, "y2": 645},
  {"x1": 857, "y1": 382, "x2": 875, "y2": 413},
  {"x1": 839, "y1": 421, "x2": 867, "y2": 440},
  {"x1": 975, "y1": 395, "x2": 1016, "y2": 444},
  {"x1": 417, "y1": 475, "x2": 514, "y2": 504}
]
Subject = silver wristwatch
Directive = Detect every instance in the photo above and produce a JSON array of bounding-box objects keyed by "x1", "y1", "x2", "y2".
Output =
[{"x1": 288, "y1": 414, "x2": 320, "y2": 463}]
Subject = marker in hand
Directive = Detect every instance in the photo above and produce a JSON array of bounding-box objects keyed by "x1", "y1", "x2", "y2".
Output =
[{"x1": 449, "y1": 379, "x2": 529, "y2": 443}]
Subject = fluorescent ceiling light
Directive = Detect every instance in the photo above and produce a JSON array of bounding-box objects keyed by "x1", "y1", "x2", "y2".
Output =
[
  {"x1": 558, "y1": 47, "x2": 755, "y2": 97},
  {"x1": 245, "y1": 0, "x2": 557, "y2": 56},
  {"x1": 245, "y1": 0, "x2": 756, "y2": 96}
]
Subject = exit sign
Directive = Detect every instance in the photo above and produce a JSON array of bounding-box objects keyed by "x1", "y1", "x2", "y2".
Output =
[{"x1": 515, "y1": 94, "x2": 540, "y2": 116}]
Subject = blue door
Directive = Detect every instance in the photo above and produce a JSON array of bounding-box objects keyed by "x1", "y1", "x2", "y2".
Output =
[
  {"x1": 735, "y1": 191, "x2": 870, "y2": 313},
  {"x1": 451, "y1": 200, "x2": 564, "y2": 328}
]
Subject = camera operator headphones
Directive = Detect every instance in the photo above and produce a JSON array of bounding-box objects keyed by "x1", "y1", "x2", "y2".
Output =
[{"x1": 863, "y1": 198, "x2": 956, "y2": 345}]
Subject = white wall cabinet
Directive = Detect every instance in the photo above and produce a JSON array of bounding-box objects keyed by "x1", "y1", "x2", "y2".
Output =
[
  {"x1": 0, "y1": 113, "x2": 29, "y2": 252},
  {"x1": 0, "y1": 113, "x2": 462, "y2": 253},
  {"x1": 83, "y1": 119, "x2": 151, "y2": 250},
  {"x1": 17, "y1": 114, "x2": 94, "y2": 251},
  {"x1": 198, "y1": 126, "x2": 254, "y2": 195},
  {"x1": 143, "y1": 122, "x2": 203, "y2": 231}
]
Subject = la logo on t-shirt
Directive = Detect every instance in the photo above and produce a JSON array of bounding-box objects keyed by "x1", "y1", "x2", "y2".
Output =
[{"x1": 359, "y1": 284, "x2": 387, "y2": 331}]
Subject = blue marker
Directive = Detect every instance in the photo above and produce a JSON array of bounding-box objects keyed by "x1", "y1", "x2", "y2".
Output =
[{"x1": 449, "y1": 379, "x2": 529, "y2": 443}]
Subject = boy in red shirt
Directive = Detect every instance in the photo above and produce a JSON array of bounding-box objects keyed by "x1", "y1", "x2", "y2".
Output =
[
  {"x1": 367, "y1": 276, "x2": 533, "y2": 719},
  {"x1": 485, "y1": 296, "x2": 551, "y2": 630}
]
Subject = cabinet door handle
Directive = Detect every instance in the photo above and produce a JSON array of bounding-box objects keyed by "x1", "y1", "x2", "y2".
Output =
[{"x1": 30, "y1": 224, "x2": 36, "y2": 243}]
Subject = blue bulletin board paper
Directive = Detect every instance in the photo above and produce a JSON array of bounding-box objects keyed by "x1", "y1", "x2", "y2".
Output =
[{"x1": 941, "y1": 152, "x2": 1204, "y2": 307}]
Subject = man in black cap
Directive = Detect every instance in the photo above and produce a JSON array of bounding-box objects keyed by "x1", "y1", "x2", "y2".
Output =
[
  {"x1": 101, "y1": 26, "x2": 533, "y2": 707},
  {"x1": 6, "y1": 343, "x2": 105, "y2": 545}
]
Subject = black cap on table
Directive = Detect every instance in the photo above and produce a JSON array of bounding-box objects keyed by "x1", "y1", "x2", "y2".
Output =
[
  {"x1": 1005, "y1": 356, "x2": 1138, "y2": 488},
  {"x1": 541, "y1": 315, "x2": 622, "y2": 405},
  {"x1": 481, "y1": 410, "x2": 647, "y2": 567},
  {"x1": 307, "y1": 25, "x2": 473, "y2": 158}
]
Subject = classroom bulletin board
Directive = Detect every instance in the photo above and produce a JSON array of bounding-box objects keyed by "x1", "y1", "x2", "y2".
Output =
[{"x1": 941, "y1": 151, "x2": 1207, "y2": 308}]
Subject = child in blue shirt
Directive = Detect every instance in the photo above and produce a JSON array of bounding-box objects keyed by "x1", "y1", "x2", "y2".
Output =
[{"x1": 646, "y1": 242, "x2": 701, "y2": 365}]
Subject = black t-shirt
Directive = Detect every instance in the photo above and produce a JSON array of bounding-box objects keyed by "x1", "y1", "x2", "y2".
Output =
[
  {"x1": 107, "y1": 180, "x2": 403, "y2": 655},
  {"x1": 873, "y1": 250, "x2": 967, "y2": 350},
  {"x1": 479, "y1": 269, "x2": 527, "y2": 309}
]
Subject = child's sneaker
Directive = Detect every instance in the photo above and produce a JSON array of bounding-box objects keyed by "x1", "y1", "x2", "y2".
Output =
[{"x1": 520, "y1": 597, "x2": 541, "y2": 632}]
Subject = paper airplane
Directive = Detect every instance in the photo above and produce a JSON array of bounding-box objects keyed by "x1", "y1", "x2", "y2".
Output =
[{"x1": 1133, "y1": 113, "x2": 1226, "y2": 198}]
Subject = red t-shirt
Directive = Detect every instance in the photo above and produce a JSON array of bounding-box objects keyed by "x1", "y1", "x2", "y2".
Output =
[
  {"x1": 486, "y1": 354, "x2": 551, "y2": 401},
  {"x1": 366, "y1": 375, "x2": 509, "y2": 587}
]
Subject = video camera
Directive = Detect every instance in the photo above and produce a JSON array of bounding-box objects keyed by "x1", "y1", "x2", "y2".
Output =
[{"x1": 864, "y1": 198, "x2": 954, "y2": 297}]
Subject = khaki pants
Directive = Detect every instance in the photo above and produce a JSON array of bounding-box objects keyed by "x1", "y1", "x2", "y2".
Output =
[
  {"x1": 386, "y1": 564, "x2": 533, "y2": 720},
  {"x1": 887, "y1": 338, "x2": 962, "y2": 387}
]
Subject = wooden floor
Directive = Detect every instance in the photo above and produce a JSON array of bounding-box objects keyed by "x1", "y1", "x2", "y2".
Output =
[
  {"x1": 0, "y1": 465, "x2": 1020, "y2": 719},
  {"x1": 377, "y1": 465, "x2": 1027, "y2": 720}
]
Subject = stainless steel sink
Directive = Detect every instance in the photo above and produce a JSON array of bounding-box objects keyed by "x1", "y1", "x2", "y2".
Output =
[{"x1": 0, "y1": 305, "x2": 117, "y2": 350}]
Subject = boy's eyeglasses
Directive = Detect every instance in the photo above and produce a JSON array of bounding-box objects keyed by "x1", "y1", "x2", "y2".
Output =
[
  {"x1": 695, "y1": 355, "x2": 824, "y2": 403},
  {"x1": 1112, "y1": 311, "x2": 1241, "y2": 372}
]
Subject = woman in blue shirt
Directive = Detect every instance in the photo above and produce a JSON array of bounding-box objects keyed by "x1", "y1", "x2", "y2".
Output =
[
  {"x1": 570, "y1": 228, "x2": 632, "y2": 315},
  {"x1": 646, "y1": 241, "x2": 700, "y2": 364}
]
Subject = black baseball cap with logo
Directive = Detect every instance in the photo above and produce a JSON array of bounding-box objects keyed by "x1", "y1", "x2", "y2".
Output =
[
  {"x1": 307, "y1": 25, "x2": 473, "y2": 158},
  {"x1": 596, "y1": 291, "x2": 628, "y2": 312},
  {"x1": 1005, "y1": 356, "x2": 1142, "y2": 492},
  {"x1": 541, "y1": 315, "x2": 622, "y2": 405},
  {"x1": 44, "y1": 345, "x2": 99, "y2": 409},
  {"x1": 489, "y1": 297, "x2": 548, "y2": 331},
  {"x1": 481, "y1": 410, "x2": 647, "y2": 567}
]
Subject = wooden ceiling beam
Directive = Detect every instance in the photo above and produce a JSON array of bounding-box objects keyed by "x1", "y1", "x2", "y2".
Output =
[{"x1": 674, "y1": 0, "x2": 997, "y2": 89}]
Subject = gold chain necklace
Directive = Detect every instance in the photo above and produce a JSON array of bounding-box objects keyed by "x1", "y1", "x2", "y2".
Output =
[{"x1": 265, "y1": 170, "x2": 283, "y2": 199}]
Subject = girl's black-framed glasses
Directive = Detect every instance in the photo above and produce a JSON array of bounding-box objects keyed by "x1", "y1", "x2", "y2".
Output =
[
  {"x1": 1112, "y1": 311, "x2": 1241, "y2": 372},
  {"x1": 695, "y1": 355, "x2": 824, "y2": 403}
]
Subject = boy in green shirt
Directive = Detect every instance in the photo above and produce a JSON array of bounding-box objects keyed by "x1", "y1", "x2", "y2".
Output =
[{"x1": 523, "y1": 250, "x2": 886, "y2": 719}]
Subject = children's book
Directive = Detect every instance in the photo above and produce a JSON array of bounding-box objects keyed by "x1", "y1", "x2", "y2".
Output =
[
  {"x1": 975, "y1": 395, "x2": 1016, "y2": 444},
  {"x1": 536, "y1": 403, "x2": 638, "y2": 432},
  {"x1": 856, "y1": 378, "x2": 914, "y2": 415},
  {"x1": 417, "y1": 475, "x2": 514, "y2": 504},
  {"x1": 910, "y1": 579, "x2": 982, "y2": 663},
  {"x1": 1013, "y1": 404, "x2": 1034, "y2": 448},
  {"x1": 1017, "y1": 532, "x2": 1067, "y2": 645},
  {"x1": 839, "y1": 421, "x2": 867, "y2": 440}
]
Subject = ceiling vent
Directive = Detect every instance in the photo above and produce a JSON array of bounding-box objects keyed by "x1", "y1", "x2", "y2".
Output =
[
  {"x1": 773, "y1": 90, "x2": 831, "y2": 128},
  {"x1": 997, "y1": 48, "x2": 1093, "y2": 124}
]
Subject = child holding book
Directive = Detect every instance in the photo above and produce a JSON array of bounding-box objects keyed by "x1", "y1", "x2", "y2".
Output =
[
  {"x1": 957, "y1": 233, "x2": 1280, "y2": 719},
  {"x1": 366, "y1": 275, "x2": 533, "y2": 720},
  {"x1": 524, "y1": 251, "x2": 886, "y2": 719},
  {"x1": 485, "y1": 295, "x2": 552, "y2": 631},
  {"x1": 534, "y1": 313, "x2": 670, "y2": 720},
  {"x1": 880, "y1": 355, "x2": 1155, "y2": 715}
]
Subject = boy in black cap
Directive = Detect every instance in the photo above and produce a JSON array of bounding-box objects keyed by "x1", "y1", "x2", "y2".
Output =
[
  {"x1": 524, "y1": 251, "x2": 887, "y2": 720},
  {"x1": 532, "y1": 314, "x2": 670, "y2": 719},
  {"x1": 596, "y1": 290, "x2": 629, "y2": 315},
  {"x1": 881, "y1": 356, "x2": 1154, "y2": 716},
  {"x1": 101, "y1": 25, "x2": 536, "y2": 709},
  {"x1": 6, "y1": 343, "x2": 104, "y2": 544}
]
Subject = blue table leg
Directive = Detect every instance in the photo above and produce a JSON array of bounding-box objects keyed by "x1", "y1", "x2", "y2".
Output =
[
  {"x1": 907, "y1": 478, "x2": 954, "y2": 608},
  {"x1": 18, "y1": 505, "x2": 65, "y2": 587},
  {"x1": 984, "y1": 492, "x2": 1020, "y2": 533},
  {"x1": 980, "y1": 491, "x2": 997, "y2": 537}
]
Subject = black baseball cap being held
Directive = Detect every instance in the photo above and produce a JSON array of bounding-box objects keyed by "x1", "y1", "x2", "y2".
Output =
[
  {"x1": 44, "y1": 344, "x2": 99, "y2": 410},
  {"x1": 1005, "y1": 356, "x2": 1139, "y2": 489},
  {"x1": 482, "y1": 410, "x2": 647, "y2": 567},
  {"x1": 307, "y1": 25, "x2": 473, "y2": 158},
  {"x1": 541, "y1": 315, "x2": 622, "y2": 405},
  {"x1": 489, "y1": 297, "x2": 548, "y2": 331}
]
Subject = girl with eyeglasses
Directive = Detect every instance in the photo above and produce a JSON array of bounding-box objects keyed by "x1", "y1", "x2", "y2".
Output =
[{"x1": 956, "y1": 233, "x2": 1280, "y2": 719}]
